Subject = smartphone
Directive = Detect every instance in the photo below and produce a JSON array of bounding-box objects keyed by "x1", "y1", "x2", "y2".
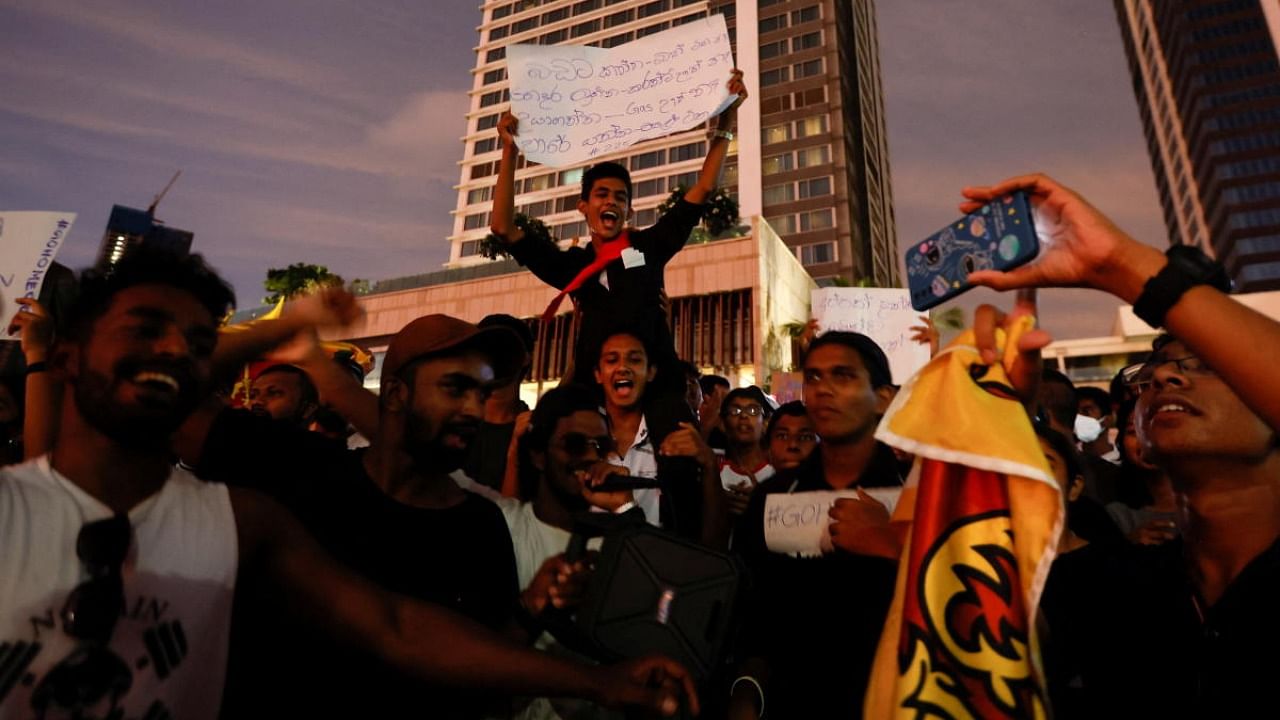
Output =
[{"x1": 905, "y1": 190, "x2": 1040, "y2": 311}]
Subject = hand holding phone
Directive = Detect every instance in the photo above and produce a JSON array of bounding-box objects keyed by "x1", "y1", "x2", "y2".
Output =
[{"x1": 906, "y1": 191, "x2": 1040, "y2": 311}]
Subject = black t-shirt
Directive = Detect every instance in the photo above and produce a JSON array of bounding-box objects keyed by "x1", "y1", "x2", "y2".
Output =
[
  {"x1": 732, "y1": 445, "x2": 903, "y2": 719},
  {"x1": 1042, "y1": 535, "x2": 1280, "y2": 718},
  {"x1": 198, "y1": 409, "x2": 519, "y2": 719},
  {"x1": 508, "y1": 198, "x2": 704, "y2": 383},
  {"x1": 462, "y1": 419, "x2": 518, "y2": 493}
]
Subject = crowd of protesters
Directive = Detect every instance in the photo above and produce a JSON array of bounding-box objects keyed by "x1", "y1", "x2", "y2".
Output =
[{"x1": 2, "y1": 68, "x2": 1279, "y2": 720}]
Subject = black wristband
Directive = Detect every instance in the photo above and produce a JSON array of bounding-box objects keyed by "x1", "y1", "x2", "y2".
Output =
[
  {"x1": 1132, "y1": 245, "x2": 1231, "y2": 328},
  {"x1": 24, "y1": 361, "x2": 48, "y2": 376}
]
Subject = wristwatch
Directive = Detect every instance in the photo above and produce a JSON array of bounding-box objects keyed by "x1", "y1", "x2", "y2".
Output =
[
  {"x1": 709, "y1": 129, "x2": 735, "y2": 142},
  {"x1": 1132, "y1": 244, "x2": 1232, "y2": 328}
]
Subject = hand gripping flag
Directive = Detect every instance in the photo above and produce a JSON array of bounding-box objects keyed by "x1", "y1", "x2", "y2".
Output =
[{"x1": 865, "y1": 317, "x2": 1062, "y2": 719}]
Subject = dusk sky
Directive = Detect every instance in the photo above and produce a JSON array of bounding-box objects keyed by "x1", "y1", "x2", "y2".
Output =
[{"x1": 0, "y1": 0, "x2": 1165, "y2": 339}]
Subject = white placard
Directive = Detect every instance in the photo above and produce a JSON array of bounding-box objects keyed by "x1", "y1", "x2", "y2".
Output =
[
  {"x1": 506, "y1": 15, "x2": 736, "y2": 167},
  {"x1": 0, "y1": 211, "x2": 76, "y2": 321},
  {"x1": 763, "y1": 488, "x2": 902, "y2": 558},
  {"x1": 810, "y1": 288, "x2": 931, "y2": 386}
]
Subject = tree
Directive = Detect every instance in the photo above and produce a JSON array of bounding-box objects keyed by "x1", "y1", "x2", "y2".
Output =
[{"x1": 263, "y1": 263, "x2": 344, "y2": 305}]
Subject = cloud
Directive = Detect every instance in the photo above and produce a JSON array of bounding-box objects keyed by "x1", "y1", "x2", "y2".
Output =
[{"x1": 12, "y1": 0, "x2": 377, "y2": 111}]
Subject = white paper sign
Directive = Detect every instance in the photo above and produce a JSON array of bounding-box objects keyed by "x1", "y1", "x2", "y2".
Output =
[
  {"x1": 810, "y1": 288, "x2": 931, "y2": 386},
  {"x1": 0, "y1": 211, "x2": 76, "y2": 320},
  {"x1": 506, "y1": 15, "x2": 735, "y2": 167},
  {"x1": 763, "y1": 488, "x2": 902, "y2": 558}
]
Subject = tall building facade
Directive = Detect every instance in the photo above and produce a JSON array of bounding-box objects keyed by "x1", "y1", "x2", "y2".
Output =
[
  {"x1": 449, "y1": 0, "x2": 898, "y2": 287},
  {"x1": 1116, "y1": 0, "x2": 1280, "y2": 291},
  {"x1": 96, "y1": 204, "x2": 194, "y2": 269}
]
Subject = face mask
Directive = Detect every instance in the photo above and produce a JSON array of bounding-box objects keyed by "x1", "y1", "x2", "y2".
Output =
[{"x1": 1074, "y1": 414, "x2": 1103, "y2": 443}]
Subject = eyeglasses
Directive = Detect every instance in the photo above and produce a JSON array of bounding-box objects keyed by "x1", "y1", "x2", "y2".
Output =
[
  {"x1": 557, "y1": 433, "x2": 615, "y2": 458},
  {"x1": 726, "y1": 405, "x2": 764, "y2": 417},
  {"x1": 1120, "y1": 355, "x2": 1213, "y2": 392},
  {"x1": 62, "y1": 513, "x2": 130, "y2": 644}
]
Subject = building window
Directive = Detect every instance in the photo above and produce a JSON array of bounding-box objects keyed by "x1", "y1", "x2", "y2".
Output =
[
  {"x1": 767, "y1": 214, "x2": 797, "y2": 234},
  {"x1": 759, "y1": 14, "x2": 787, "y2": 34},
  {"x1": 473, "y1": 137, "x2": 497, "y2": 154},
  {"x1": 637, "y1": 21, "x2": 669, "y2": 37},
  {"x1": 722, "y1": 163, "x2": 738, "y2": 186},
  {"x1": 761, "y1": 67, "x2": 791, "y2": 87},
  {"x1": 602, "y1": 31, "x2": 633, "y2": 46},
  {"x1": 631, "y1": 149, "x2": 667, "y2": 170},
  {"x1": 522, "y1": 173, "x2": 554, "y2": 193},
  {"x1": 522, "y1": 199, "x2": 553, "y2": 216},
  {"x1": 763, "y1": 153, "x2": 795, "y2": 175},
  {"x1": 636, "y1": 177, "x2": 667, "y2": 197},
  {"x1": 797, "y1": 145, "x2": 831, "y2": 168},
  {"x1": 1241, "y1": 261, "x2": 1280, "y2": 283},
  {"x1": 491, "y1": 4, "x2": 513, "y2": 21},
  {"x1": 798, "y1": 242, "x2": 836, "y2": 266},
  {"x1": 794, "y1": 58, "x2": 823, "y2": 78},
  {"x1": 463, "y1": 212, "x2": 490, "y2": 230},
  {"x1": 512, "y1": 16, "x2": 539, "y2": 34},
  {"x1": 542, "y1": 28, "x2": 568, "y2": 44},
  {"x1": 482, "y1": 68, "x2": 507, "y2": 85},
  {"x1": 572, "y1": 19, "x2": 601, "y2": 37},
  {"x1": 793, "y1": 31, "x2": 822, "y2": 51},
  {"x1": 760, "y1": 39, "x2": 788, "y2": 59},
  {"x1": 460, "y1": 239, "x2": 482, "y2": 257},
  {"x1": 791, "y1": 5, "x2": 820, "y2": 24},
  {"x1": 542, "y1": 7, "x2": 570, "y2": 23},
  {"x1": 471, "y1": 162, "x2": 497, "y2": 179},
  {"x1": 573, "y1": 0, "x2": 602, "y2": 12},
  {"x1": 671, "y1": 170, "x2": 698, "y2": 188},
  {"x1": 763, "y1": 183, "x2": 796, "y2": 205},
  {"x1": 638, "y1": 0, "x2": 668, "y2": 18},
  {"x1": 557, "y1": 220, "x2": 588, "y2": 239},
  {"x1": 485, "y1": 47, "x2": 506, "y2": 63},
  {"x1": 551, "y1": 194, "x2": 576, "y2": 213},
  {"x1": 489, "y1": 25, "x2": 509, "y2": 41},
  {"x1": 479, "y1": 89, "x2": 507, "y2": 108},
  {"x1": 799, "y1": 208, "x2": 834, "y2": 232},
  {"x1": 670, "y1": 141, "x2": 706, "y2": 163},
  {"x1": 476, "y1": 113, "x2": 500, "y2": 131},
  {"x1": 798, "y1": 176, "x2": 832, "y2": 198},
  {"x1": 558, "y1": 167, "x2": 584, "y2": 186},
  {"x1": 762, "y1": 123, "x2": 792, "y2": 145},
  {"x1": 467, "y1": 187, "x2": 491, "y2": 205},
  {"x1": 604, "y1": 9, "x2": 634, "y2": 27},
  {"x1": 795, "y1": 114, "x2": 828, "y2": 137},
  {"x1": 635, "y1": 208, "x2": 659, "y2": 226},
  {"x1": 760, "y1": 95, "x2": 793, "y2": 114},
  {"x1": 797, "y1": 87, "x2": 826, "y2": 107}
]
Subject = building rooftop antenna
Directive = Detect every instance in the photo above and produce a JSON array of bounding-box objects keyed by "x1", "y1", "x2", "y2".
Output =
[{"x1": 147, "y1": 170, "x2": 182, "y2": 217}]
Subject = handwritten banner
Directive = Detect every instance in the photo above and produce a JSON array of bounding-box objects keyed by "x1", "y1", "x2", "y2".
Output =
[
  {"x1": 506, "y1": 15, "x2": 735, "y2": 167},
  {"x1": 763, "y1": 489, "x2": 903, "y2": 558},
  {"x1": 811, "y1": 288, "x2": 931, "y2": 386},
  {"x1": 0, "y1": 211, "x2": 76, "y2": 323}
]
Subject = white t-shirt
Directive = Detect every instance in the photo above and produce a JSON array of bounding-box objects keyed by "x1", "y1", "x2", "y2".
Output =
[
  {"x1": 614, "y1": 416, "x2": 661, "y2": 526},
  {"x1": 718, "y1": 456, "x2": 776, "y2": 491},
  {"x1": 0, "y1": 457, "x2": 238, "y2": 720}
]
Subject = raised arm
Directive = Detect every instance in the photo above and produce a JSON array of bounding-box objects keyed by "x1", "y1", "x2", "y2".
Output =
[
  {"x1": 213, "y1": 287, "x2": 362, "y2": 385},
  {"x1": 265, "y1": 329, "x2": 380, "y2": 442},
  {"x1": 9, "y1": 298, "x2": 59, "y2": 458},
  {"x1": 965, "y1": 172, "x2": 1280, "y2": 430},
  {"x1": 231, "y1": 487, "x2": 698, "y2": 715},
  {"x1": 683, "y1": 69, "x2": 747, "y2": 206},
  {"x1": 490, "y1": 112, "x2": 525, "y2": 244}
]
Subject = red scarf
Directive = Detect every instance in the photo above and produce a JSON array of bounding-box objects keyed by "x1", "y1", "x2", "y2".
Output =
[{"x1": 541, "y1": 230, "x2": 631, "y2": 324}]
